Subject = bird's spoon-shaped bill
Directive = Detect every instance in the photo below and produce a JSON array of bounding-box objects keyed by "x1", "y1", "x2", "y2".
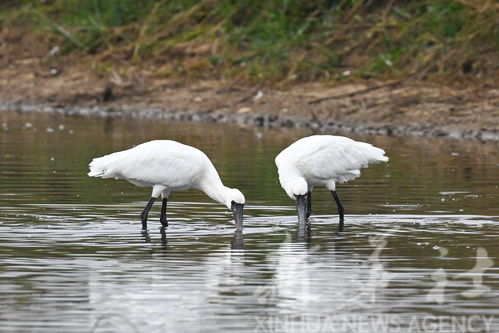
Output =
[
  {"x1": 295, "y1": 195, "x2": 307, "y2": 226},
  {"x1": 231, "y1": 202, "x2": 244, "y2": 231}
]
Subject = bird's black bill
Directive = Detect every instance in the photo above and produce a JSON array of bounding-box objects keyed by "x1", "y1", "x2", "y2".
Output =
[
  {"x1": 296, "y1": 194, "x2": 307, "y2": 226},
  {"x1": 306, "y1": 191, "x2": 312, "y2": 220},
  {"x1": 231, "y1": 202, "x2": 244, "y2": 231}
]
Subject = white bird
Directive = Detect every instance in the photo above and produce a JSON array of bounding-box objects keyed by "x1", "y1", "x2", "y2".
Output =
[
  {"x1": 88, "y1": 140, "x2": 245, "y2": 231},
  {"x1": 275, "y1": 135, "x2": 388, "y2": 228}
]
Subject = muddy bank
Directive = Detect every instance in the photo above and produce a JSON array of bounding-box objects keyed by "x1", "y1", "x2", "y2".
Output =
[
  {"x1": 2, "y1": 98, "x2": 497, "y2": 142},
  {"x1": 0, "y1": 60, "x2": 498, "y2": 141}
]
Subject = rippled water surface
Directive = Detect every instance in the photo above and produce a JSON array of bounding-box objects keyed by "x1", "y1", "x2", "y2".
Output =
[{"x1": 1, "y1": 112, "x2": 498, "y2": 332}]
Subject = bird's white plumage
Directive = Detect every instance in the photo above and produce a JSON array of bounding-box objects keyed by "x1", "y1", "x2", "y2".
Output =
[
  {"x1": 275, "y1": 135, "x2": 388, "y2": 199},
  {"x1": 88, "y1": 140, "x2": 244, "y2": 208},
  {"x1": 89, "y1": 141, "x2": 213, "y2": 188}
]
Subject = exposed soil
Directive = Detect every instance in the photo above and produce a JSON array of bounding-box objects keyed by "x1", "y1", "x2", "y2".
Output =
[{"x1": 1, "y1": 29, "x2": 498, "y2": 141}]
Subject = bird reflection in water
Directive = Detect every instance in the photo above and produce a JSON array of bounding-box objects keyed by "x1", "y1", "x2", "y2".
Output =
[
  {"x1": 141, "y1": 227, "x2": 239, "y2": 251},
  {"x1": 296, "y1": 216, "x2": 345, "y2": 243},
  {"x1": 141, "y1": 229, "x2": 151, "y2": 243},
  {"x1": 297, "y1": 222, "x2": 312, "y2": 243},
  {"x1": 140, "y1": 228, "x2": 167, "y2": 251},
  {"x1": 160, "y1": 227, "x2": 167, "y2": 247},
  {"x1": 231, "y1": 230, "x2": 244, "y2": 249}
]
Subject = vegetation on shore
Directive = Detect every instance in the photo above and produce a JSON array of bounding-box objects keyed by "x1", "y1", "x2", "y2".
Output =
[{"x1": 1, "y1": 0, "x2": 497, "y2": 85}]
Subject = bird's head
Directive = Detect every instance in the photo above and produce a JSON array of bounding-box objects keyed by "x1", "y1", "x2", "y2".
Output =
[
  {"x1": 225, "y1": 188, "x2": 245, "y2": 207},
  {"x1": 226, "y1": 188, "x2": 245, "y2": 231},
  {"x1": 287, "y1": 177, "x2": 308, "y2": 200}
]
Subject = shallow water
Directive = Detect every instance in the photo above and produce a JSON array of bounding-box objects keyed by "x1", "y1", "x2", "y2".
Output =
[{"x1": 0, "y1": 112, "x2": 498, "y2": 332}]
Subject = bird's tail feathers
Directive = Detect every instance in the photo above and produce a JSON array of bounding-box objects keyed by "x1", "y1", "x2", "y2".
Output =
[{"x1": 355, "y1": 142, "x2": 389, "y2": 165}]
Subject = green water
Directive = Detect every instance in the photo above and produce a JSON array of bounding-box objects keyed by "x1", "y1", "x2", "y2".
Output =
[{"x1": 0, "y1": 112, "x2": 498, "y2": 332}]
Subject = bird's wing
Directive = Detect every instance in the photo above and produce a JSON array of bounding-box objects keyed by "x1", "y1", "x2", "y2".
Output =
[
  {"x1": 90, "y1": 143, "x2": 206, "y2": 188},
  {"x1": 296, "y1": 140, "x2": 387, "y2": 181}
]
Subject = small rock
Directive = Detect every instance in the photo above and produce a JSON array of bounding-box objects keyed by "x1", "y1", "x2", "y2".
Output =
[
  {"x1": 102, "y1": 85, "x2": 114, "y2": 102},
  {"x1": 50, "y1": 67, "x2": 60, "y2": 76},
  {"x1": 238, "y1": 107, "x2": 252, "y2": 114},
  {"x1": 110, "y1": 71, "x2": 123, "y2": 86},
  {"x1": 49, "y1": 46, "x2": 60, "y2": 56}
]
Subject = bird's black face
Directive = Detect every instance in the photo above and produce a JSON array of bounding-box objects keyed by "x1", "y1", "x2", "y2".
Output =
[
  {"x1": 295, "y1": 194, "x2": 307, "y2": 225},
  {"x1": 231, "y1": 201, "x2": 244, "y2": 231}
]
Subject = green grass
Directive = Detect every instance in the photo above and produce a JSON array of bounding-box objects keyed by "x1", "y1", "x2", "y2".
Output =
[{"x1": 2, "y1": 0, "x2": 497, "y2": 83}]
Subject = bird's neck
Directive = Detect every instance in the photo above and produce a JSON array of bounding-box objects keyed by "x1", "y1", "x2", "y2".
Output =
[{"x1": 200, "y1": 175, "x2": 231, "y2": 208}]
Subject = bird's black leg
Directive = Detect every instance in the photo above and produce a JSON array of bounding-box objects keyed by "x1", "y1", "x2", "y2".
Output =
[
  {"x1": 306, "y1": 191, "x2": 312, "y2": 220},
  {"x1": 160, "y1": 197, "x2": 168, "y2": 227},
  {"x1": 140, "y1": 197, "x2": 156, "y2": 230},
  {"x1": 331, "y1": 191, "x2": 345, "y2": 228}
]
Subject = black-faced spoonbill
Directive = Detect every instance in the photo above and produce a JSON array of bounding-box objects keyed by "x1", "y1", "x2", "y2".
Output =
[
  {"x1": 88, "y1": 140, "x2": 245, "y2": 231},
  {"x1": 275, "y1": 135, "x2": 388, "y2": 228}
]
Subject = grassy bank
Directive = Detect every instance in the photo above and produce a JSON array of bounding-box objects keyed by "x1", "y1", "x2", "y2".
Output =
[{"x1": 1, "y1": 0, "x2": 497, "y2": 85}]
